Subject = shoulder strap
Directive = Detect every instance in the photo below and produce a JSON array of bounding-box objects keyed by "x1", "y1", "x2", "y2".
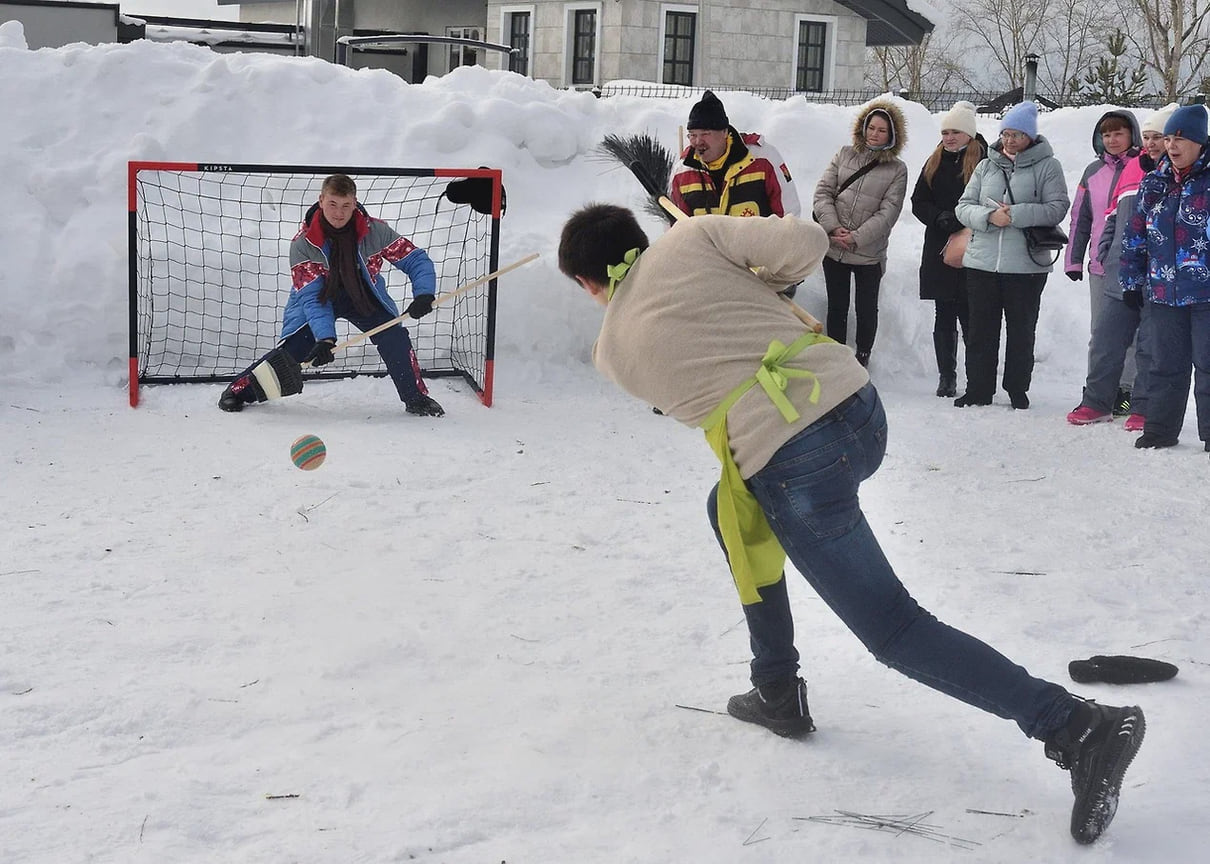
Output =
[{"x1": 837, "y1": 158, "x2": 880, "y2": 197}]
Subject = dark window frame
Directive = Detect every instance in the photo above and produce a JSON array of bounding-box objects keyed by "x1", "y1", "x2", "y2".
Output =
[
  {"x1": 571, "y1": 9, "x2": 596, "y2": 86},
  {"x1": 796, "y1": 20, "x2": 827, "y2": 93},
  {"x1": 508, "y1": 11, "x2": 530, "y2": 75},
  {"x1": 662, "y1": 10, "x2": 696, "y2": 87}
]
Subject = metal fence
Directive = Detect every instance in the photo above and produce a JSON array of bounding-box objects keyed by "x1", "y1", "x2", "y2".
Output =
[{"x1": 596, "y1": 83, "x2": 1194, "y2": 114}]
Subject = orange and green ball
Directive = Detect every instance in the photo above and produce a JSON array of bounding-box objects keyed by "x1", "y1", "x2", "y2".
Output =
[{"x1": 290, "y1": 434, "x2": 326, "y2": 470}]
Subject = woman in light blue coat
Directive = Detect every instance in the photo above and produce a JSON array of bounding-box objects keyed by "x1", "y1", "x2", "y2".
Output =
[{"x1": 954, "y1": 101, "x2": 1070, "y2": 408}]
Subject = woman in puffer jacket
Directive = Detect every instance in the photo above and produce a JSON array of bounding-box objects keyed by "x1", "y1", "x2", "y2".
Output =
[
  {"x1": 911, "y1": 100, "x2": 988, "y2": 397},
  {"x1": 813, "y1": 99, "x2": 908, "y2": 367},
  {"x1": 954, "y1": 101, "x2": 1069, "y2": 409}
]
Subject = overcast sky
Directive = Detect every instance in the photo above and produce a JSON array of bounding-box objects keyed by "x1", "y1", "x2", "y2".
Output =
[{"x1": 122, "y1": 1, "x2": 240, "y2": 21}]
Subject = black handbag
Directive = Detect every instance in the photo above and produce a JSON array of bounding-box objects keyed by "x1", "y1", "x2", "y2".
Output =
[{"x1": 1001, "y1": 170, "x2": 1068, "y2": 265}]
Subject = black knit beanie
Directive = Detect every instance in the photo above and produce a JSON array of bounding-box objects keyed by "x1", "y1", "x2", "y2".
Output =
[{"x1": 687, "y1": 90, "x2": 729, "y2": 131}]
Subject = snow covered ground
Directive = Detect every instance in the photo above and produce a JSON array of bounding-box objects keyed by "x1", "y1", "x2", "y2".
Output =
[{"x1": 1, "y1": 22, "x2": 1207, "y2": 862}]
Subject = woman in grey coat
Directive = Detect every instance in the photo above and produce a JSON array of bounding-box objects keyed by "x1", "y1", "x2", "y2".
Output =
[
  {"x1": 813, "y1": 99, "x2": 908, "y2": 366},
  {"x1": 954, "y1": 101, "x2": 1069, "y2": 408}
]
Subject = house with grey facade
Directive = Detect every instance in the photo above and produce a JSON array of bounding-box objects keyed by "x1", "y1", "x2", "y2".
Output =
[
  {"x1": 234, "y1": 0, "x2": 931, "y2": 90},
  {"x1": 0, "y1": 1, "x2": 932, "y2": 92},
  {"x1": 484, "y1": 1, "x2": 933, "y2": 91}
]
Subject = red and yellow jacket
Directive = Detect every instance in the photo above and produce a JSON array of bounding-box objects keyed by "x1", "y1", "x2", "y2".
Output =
[{"x1": 669, "y1": 130, "x2": 800, "y2": 219}]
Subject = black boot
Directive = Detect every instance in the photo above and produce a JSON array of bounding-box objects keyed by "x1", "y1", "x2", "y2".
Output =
[
  {"x1": 1134, "y1": 433, "x2": 1177, "y2": 449},
  {"x1": 218, "y1": 376, "x2": 261, "y2": 412},
  {"x1": 1044, "y1": 699, "x2": 1146, "y2": 844},
  {"x1": 953, "y1": 392, "x2": 991, "y2": 408},
  {"x1": 1009, "y1": 391, "x2": 1030, "y2": 410},
  {"x1": 406, "y1": 394, "x2": 445, "y2": 417},
  {"x1": 934, "y1": 325, "x2": 958, "y2": 398},
  {"x1": 727, "y1": 677, "x2": 815, "y2": 738}
]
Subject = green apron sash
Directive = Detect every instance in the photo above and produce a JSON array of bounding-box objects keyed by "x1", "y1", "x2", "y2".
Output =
[{"x1": 701, "y1": 332, "x2": 830, "y2": 605}]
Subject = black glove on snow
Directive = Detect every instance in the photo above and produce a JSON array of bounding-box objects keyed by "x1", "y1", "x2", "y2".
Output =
[
  {"x1": 306, "y1": 339, "x2": 337, "y2": 366},
  {"x1": 405, "y1": 294, "x2": 435, "y2": 319},
  {"x1": 1123, "y1": 289, "x2": 1144, "y2": 311},
  {"x1": 1066, "y1": 271, "x2": 1083, "y2": 282}
]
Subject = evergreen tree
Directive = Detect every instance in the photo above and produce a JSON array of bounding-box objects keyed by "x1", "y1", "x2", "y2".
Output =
[{"x1": 1071, "y1": 30, "x2": 1148, "y2": 103}]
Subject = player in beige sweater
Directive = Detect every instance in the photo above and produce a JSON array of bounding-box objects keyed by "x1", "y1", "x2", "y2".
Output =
[{"x1": 557, "y1": 203, "x2": 1146, "y2": 846}]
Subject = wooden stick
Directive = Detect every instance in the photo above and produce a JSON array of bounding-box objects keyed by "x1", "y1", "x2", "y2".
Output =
[{"x1": 330, "y1": 253, "x2": 539, "y2": 356}]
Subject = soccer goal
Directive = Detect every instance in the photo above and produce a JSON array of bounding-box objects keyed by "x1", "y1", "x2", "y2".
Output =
[{"x1": 128, "y1": 162, "x2": 504, "y2": 408}]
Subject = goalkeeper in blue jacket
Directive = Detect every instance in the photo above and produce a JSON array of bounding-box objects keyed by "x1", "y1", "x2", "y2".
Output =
[{"x1": 219, "y1": 173, "x2": 444, "y2": 416}]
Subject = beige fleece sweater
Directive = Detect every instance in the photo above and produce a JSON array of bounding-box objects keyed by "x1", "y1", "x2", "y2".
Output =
[{"x1": 593, "y1": 215, "x2": 870, "y2": 478}]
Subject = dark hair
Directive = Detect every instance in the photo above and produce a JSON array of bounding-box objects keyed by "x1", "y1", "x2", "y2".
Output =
[
  {"x1": 558, "y1": 203, "x2": 650, "y2": 284},
  {"x1": 1098, "y1": 115, "x2": 1132, "y2": 135},
  {"x1": 322, "y1": 173, "x2": 357, "y2": 197}
]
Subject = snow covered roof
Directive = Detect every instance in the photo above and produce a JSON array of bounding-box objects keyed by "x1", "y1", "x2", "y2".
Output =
[{"x1": 834, "y1": 0, "x2": 936, "y2": 47}]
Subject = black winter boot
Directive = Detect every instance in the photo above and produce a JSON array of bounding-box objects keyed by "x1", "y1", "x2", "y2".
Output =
[
  {"x1": 218, "y1": 376, "x2": 261, "y2": 412},
  {"x1": 1044, "y1": 699, "x2": 1145, "y2": 844},
  {"x1": 727, "y1": 677, "x2": 815, "y2": 738},
  {"x1": 405, "y1": 395, "x2": 445, "y2": 417},
  {"x1": 936, "y1": 376, "x2": 957, "y2": 398},
  {"x1": 1134, "y1": 433, "x2": 1177, "y2": 449},
  {"x1": 953, "y1": 392, "x2": 992, "y2": 408}
]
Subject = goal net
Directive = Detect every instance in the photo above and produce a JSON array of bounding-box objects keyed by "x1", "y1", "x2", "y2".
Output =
[{"x1": 128, "y1": 162, "x2": 502, "y2": 407}]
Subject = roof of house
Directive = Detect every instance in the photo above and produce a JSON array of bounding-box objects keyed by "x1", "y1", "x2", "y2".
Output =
[{"x1": 834, "y1": 0, "x2": 935, "y2": 47}]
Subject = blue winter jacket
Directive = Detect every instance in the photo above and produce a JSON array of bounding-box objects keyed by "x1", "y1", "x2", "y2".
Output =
[
  {"x1": 281, "y1": 204, "x2": 437, "y2": 341},
  {"x1": 1120, "y1": 146, "x2": 1210, "y2": 306}
]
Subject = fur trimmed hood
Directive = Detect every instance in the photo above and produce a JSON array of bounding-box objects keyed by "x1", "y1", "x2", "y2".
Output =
[{"x1": 852, "y1": 99, "x2": 907, "y2": 160}]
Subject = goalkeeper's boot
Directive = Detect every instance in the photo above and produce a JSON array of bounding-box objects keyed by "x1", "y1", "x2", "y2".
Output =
[
  {"x1": 1044, "y1": 698, "x2": 1145, "y2": 844},
  {"x1": 727, "y1": 677, "x2": 815, "y2": 738},
  {"x1": 405, "y1": 395, "x2": 445, "y2": 417},
  {"x1": 218, "y1": 376, "x2": 259, "y2": 412}
]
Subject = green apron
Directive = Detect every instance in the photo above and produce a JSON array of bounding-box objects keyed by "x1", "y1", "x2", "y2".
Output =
[{"x1": 699, "y1": 332, "x2": 831, "y2": 605}]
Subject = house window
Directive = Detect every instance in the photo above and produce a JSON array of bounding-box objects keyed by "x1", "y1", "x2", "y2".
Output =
[
  {"x1": 571, "y1": 9, "x2": 596, "y2": 85},
  {"x1": 448, "y1": 26, "x2": 481, "y2": 72},
  {"x1": 508, "y1": 12, "x2": 530, "y2": 76},
  {"x1": 662, "y1": 10, "x2": 695, "y2": 86},
  {"x1": 796, "y1": 20, "x2": 827, "y2": 92}
]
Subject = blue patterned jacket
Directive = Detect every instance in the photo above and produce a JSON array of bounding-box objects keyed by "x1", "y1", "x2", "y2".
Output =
[
  {"x1": 1120, "y1": 146, "x2": 1210, "y2": 306},
  {"x1": 281, "y1": 204, "x2": 437, "y2": 341}
]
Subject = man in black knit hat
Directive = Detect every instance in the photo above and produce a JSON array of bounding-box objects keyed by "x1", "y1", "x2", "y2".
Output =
[{"x1": 669, "y1": 90, "x2": 800, "y2": 220}]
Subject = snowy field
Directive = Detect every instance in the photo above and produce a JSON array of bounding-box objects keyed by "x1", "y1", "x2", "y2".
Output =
[{"x1": 1, "y1": 22, "x2": 1207, "y2": 863}]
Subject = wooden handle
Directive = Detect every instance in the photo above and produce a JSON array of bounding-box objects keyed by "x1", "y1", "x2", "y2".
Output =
[{"x1": 330, "y1": 252, "x2": 540, "y2": 356}]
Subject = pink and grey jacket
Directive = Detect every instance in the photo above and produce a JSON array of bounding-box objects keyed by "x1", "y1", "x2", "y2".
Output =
[
  {"x1": 1064, "y1": 110, "x2": 1141, "y2": 277},
  {"x1": 281, "y1": 203, "x2": 436, "y2": 341}
]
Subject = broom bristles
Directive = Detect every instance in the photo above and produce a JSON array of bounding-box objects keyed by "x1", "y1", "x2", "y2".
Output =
[{"x1": 595, "y1": 132, "x2": 677, "y2": 223}]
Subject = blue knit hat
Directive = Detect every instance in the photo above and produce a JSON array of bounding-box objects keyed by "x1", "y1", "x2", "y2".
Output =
[
  {"x1": 1000, "y1": 101, "x2": 1038, "y2": 139},
  {"x1": 1163, "y1": 105, "x2": 1209, "y2": 144}
]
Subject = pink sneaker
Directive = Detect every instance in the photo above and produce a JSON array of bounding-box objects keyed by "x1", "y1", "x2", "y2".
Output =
[
  {"x1": 1124, "y1": 413, "x2": 1145, "y2": 432},
  {"x1": 1067, "y1": 405, "x2": 1112, "y2": 425}
]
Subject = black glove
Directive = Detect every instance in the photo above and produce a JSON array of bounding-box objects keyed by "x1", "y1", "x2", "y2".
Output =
[
  {"x1": 1123, "y1": 289, "x2": 1144, "y2": 310},
  {"x1": 306, "y1": 339, "x2": 337, "y2": 367},
  {"x1": 935, "y1": 211, "x2": 960, "y2": 235},
  {"x1": 404, "y1": 294, "x2": 435, "y2": 319},
  {"x1": 1066, "y1": 271, "x2": 1083, "y2": 282}
]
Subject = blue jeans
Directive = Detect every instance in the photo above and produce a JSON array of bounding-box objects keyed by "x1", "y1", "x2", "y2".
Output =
[
  {"x1": 707, "y1": 383, "x2": 1072, "y2": 740},
  {"x1": 1143, "y1": 302, "x2": 1210, "y2": 444}
]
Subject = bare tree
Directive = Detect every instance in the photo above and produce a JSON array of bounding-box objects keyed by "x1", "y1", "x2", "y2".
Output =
[
  {"x1": 1115, "y1": 0, "x2": 1210, "y2": 100},
  {"x1": 866, "y1": 32, "x2": 965, "y2": 94},
  {"x1": 1038, "y1": 0, "x2": 1102, "y2": 95},
  {"x1": 951, "y1": 0, "x2": 1053, "y2": 88}
]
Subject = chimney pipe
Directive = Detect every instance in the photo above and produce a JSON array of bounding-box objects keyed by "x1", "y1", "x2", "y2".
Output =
[{"x1": 1024, "y1": 53, "x2": 1039, "y2": 102}]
